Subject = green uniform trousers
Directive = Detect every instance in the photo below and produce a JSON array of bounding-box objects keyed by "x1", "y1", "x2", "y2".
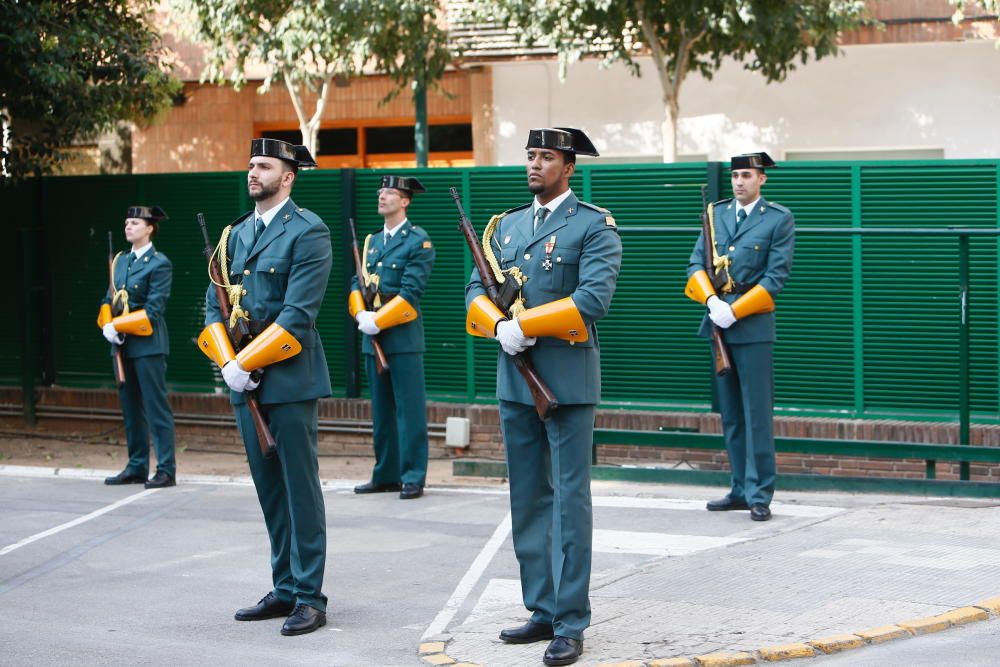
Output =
[
  {"x1": 366, "y1": 352, "x2": 429, "y2": 487},
  {"x1": 118, "y1": 354, "x2": 175, "y2": 478},
  {"x1": 236, "y1": 398, "x2": 328, "y2": 612},
  {"x1": 500, "y1": 400, "x2": 594, "y2": 640},
  {"x1": 713, "y1": 341, "x2": 776, "y2": 506}
]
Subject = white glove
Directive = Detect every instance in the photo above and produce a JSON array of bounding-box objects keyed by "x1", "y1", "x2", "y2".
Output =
[
  {"x1": 706, "y1": 295, "x2": 737, "y2": 329},
  {"x1": 222, "y1": 360, "x2": 255, "y2": 393},
  {"x1": 356, "y1": 310, "x2": 381, "y2": 336},
  {"x1": 102, "y1": 322, "x2": 124, "y2": 345},
  {"x1": 496, "y1": 319, "x2": 537, "y2": 356}
]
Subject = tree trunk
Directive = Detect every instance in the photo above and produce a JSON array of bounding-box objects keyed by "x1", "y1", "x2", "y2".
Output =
[
  {"x1": 413, "y1": 78, "x2": 429, "y2": 168},
  {"x1": 283, "y1": 72, "x2": 332, "y2": 163},
  {"x1": 2, "y1": 108, "x2": 10, "y2": 178},
  {"x1": 661, "y1": 91, "x2": 679, "y2": 163}
]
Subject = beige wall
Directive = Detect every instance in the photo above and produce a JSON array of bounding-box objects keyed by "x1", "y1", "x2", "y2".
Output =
[
  {"x1": 489, "y1": 40, "x2": 1000, "y2": 164},
  {"x1": 133, "y1": 70, "x2": 484, "y2": 173}
]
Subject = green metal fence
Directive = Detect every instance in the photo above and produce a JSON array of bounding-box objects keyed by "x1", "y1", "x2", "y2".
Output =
[{"x1": 6, "y1": 159, "x2": 1000, "y2": 423}]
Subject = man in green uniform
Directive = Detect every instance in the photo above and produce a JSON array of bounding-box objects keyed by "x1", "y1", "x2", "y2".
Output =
[
  {"x1": 350, "y1": 175, "x2": 435, "y2": 500},
  {"x1": 685, "y1": 152, "x2": 795, "y2": 522},
  {"x1": 99, "y1": 205, "x2": 176, "y2": 489},
  {"x1": 198, "y1": 138, "x2": 332, "y2": 636},
  {"x1": 466, "y1": 128, "x2": 622, "y2": 666}
]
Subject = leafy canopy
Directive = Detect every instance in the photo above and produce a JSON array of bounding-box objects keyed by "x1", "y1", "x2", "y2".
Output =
[{"x1": 0, "y1": 0, "x2": 179, "y2": 180}]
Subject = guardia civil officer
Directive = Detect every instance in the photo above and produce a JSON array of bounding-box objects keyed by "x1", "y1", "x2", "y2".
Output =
[
  {"x1": 350, "y1": 175, "x2": 435, "y2": 500},
  {"x1": 465, "y1": 128, "x2": 622, "y2": 666},
  {"x1": 685, "y1": 152, "x2": 795, "y2": 522},
  {"x1": 98, "y1": 206, "x2": 177, "y2": 489},
  {"x1": 197, "y1": 139, "x2": 332, "y2": 636}
]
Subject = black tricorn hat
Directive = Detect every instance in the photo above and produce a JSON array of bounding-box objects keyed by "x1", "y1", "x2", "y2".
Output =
[
  {"x1": 730, "y1": 152, "x2": 777, "y2": 171},
  {"x1": 379, "y1": 175, "x2": 427, "y2": 196},
  {"x1": 525, "y1": 127, "x2": 599, "y2": 157},
  {"x1": 126, "y1": 205, "x2": 168, "y2": 222},
  {"x1": 250, "y1": 138, "x2": 318, "y2": 168}
]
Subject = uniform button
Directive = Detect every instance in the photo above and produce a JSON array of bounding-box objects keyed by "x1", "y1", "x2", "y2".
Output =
[
  {"x1": 524, "y1": 253, "x2": 531, "y2": 260},
  {"x1": 728, "y1": 246, "x2": 735, "y2": 252},
  {"x1": 377, "y1": 261, "x2": 383, "y2": 266},
  {"x1": 391, "y1": 263, "x2": 396, "y2": 268},
  {"x1": 242, "y1": 289, "x2": 247, "y2": 296},
  {"x1": 269, "y1": 267, "x2": 275, "y2": 273},
  {"x1": 244, "y1": 269, "x2": 251, "y2": 276},
  {"x1": 133, "y1": 284, "x2": 138, "y2": 288},
  {"x1": 556, "y1": 257, "x2": 562, "y2": 263}
]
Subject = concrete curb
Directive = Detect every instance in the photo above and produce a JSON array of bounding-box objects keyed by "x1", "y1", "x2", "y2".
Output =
[{"x1": 421, "y1": 598, "x2": 1000, "y2": 667}]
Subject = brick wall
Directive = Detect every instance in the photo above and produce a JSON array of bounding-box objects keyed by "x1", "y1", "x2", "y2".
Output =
[
  {"x1": 5, "y1": 387, "x2": 1000, "y2": 481},
  {"x1": 133, "y1": 71, "x2": 478, "y2": 174}
]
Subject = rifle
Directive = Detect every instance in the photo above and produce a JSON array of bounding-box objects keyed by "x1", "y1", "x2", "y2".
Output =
[
  {"x1": 348, "y1": 217, "x2": 389, "y2": 375},
  {"x1": 450, "y1": 187, "x2": 559, "y2": 420},
  {"x1": 107, "y1": 231, "x2": 126, "y2": 387},
  {"x1": 700, "y1": 186, "x2": 733, "y2": 377},
  {"x1": 198, "y1": 213, "x2": 276, "y2": 458}
]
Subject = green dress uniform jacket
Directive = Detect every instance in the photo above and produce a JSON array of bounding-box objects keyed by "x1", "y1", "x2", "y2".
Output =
[
  {"x1": 103, "y1": 245, "x2": 175, "y2": 478},
  {"x1": 204, "y1": 198, "x2": 333, "y2": 612},
  {"x1": 687, "y1": 196, "x2": 795, "y2": 506},
  {"x1": 352, "y1": 220, "x2": 435, "y2": 486},
  {"x1": 466, "y1": 192, "x2": 622, "y2": 640}
]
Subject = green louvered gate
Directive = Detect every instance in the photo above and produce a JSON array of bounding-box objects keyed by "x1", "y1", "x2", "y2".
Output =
[{"x1": 5, "y1": 159, "x2": 1000, "y2": 424}]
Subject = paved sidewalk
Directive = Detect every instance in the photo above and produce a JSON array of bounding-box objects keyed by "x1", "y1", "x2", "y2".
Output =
[{"x1": 428, "y1": 486, "x2": 1000, "y2": 666}]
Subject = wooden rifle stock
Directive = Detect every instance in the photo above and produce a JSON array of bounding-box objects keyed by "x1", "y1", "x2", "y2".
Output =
[
  {"x1": 700, "y1": 192, "x2": 733, "y2": 377},
  {"x1": 348, "y1": 217, "x2": 389, "y2": 374},
  {"x1": 198, "y1": 213, "x2": 276, "y2": 458},
  {"x1": 106, "y1": 231, "x2": 126, "y2": 388},
  {"x1": 450, "y1": 187, "x2": 559, "y2": 420}
]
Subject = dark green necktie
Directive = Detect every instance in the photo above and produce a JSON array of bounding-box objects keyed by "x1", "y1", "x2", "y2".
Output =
[
  {"x1": 533, "y1": 207, "x2": 548, "y2": 233},
  {"x1": 736, "y1": 208, "x2": 747, "y2": 232},
  {"x1": 254, "y1": 216, "x2": 264, "y2": 244}
]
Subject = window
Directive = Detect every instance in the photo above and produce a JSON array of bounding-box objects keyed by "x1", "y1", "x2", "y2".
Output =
[
  {"x1": 260, "y1": 129, "x2": 358, "y2": 156},
  {"x1": 257, "y1": 119, "x2": 474, "y2": 168}
]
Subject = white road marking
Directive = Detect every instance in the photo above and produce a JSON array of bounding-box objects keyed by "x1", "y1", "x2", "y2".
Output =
[
  {"x1": 594, "y1": 529, "x2": 747, "y2": 556},
  {"x1": 0, "y1": 488, "x2": 158, "y2": 556},
  {"x1": 421, "y1": 511, "x2": 512, "y2": 640},
  {"x1": 593, "y1": 496, "x2": 843, "y2": 517},
  {"x1": 461, "y1": 578, "x2": 523, "y2": 626}
]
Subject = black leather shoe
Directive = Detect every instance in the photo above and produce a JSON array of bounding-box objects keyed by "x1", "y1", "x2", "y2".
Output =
[
  {"x1": 104, "y1": 470, "x2": 147, "y2": 485},
  {"x1": 280, "y1": 603, "x2": 326, "y2": 636},
  {"x1": 144, "y1": 471, "x2": 176, "y2": 489},
  {"x1": 543, "y1": 636, "x2": 584, "y2": 666},
  {"x1": 353, "y1": 481, "x2": 401, "y2": 494},
  {"x1": 706, "y1": 495, "x2": 749, "y2": 511},
  {"x1": 234, "y1": 592, "x2": 295, "y2": 621},
  {"x1": 499, "y1": 620, "x2": 555, "y2": 644},
  {"x1": 750, "y1": 503, "x2": 772, "y2": 521},
  {"x1": 399, "y1": 483, "x2": 424, "y2": 499}
]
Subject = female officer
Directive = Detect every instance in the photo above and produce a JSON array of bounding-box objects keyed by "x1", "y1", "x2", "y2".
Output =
[{"x1": 97, "y1": 206, "x2": 177, "y2": 488}]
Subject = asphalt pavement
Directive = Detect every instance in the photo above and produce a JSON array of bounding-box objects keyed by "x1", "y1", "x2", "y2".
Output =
[{"x1": 2, "y1": 464, "x2": 999, "y2": 667}]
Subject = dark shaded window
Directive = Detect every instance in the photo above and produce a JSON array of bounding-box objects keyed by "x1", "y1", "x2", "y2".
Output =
[
  {"x1": 365, "y1": 126, "x2": 415, "y2": 154},
  {"x1": 260, "y1": 129, "x2": 358, "y2": 156},
  {"x1": 429, "y1": 124, "x2": 473, "y2": 152},
  {"x1": 261, "y1": 130, "x2": 301, "y2": 145},
  {"x1": 317, "y1": 128, "x2": 358, "y2": 155}
]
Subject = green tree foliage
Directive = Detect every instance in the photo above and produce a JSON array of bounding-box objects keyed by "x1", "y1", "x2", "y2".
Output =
[
  {"x1": 173, "y1": 0, "x2": 456, "y2": 164},
  {"x1": 363, "y1": 2, "x2": 455, "y2": 166},
  {"x1": 466, "y1": 1, "x2": 870, "y2": 161},
  {"x1": 0, "y1": 0, "x2": 179, "y2": 180}
]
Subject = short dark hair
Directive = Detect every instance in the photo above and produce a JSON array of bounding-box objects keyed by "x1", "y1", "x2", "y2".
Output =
[{"x1": 563, "y1": 151, "x2": 576, "y2": 165}]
